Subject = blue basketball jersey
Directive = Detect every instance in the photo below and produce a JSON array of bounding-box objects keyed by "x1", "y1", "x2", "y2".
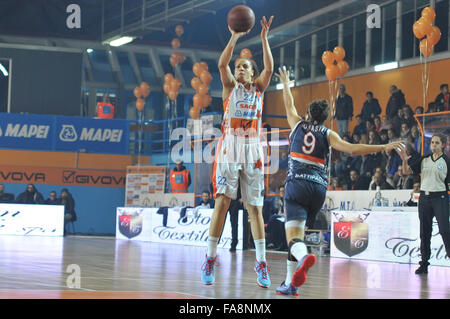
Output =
[{"x1": 287, "y1": 121, "x2": 330, "y2": 187}]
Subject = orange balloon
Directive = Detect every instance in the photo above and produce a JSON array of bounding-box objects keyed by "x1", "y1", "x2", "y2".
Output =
[
  {"x1": 168, "y1": 90, "x2": 178, "y2": 101},
  {"x1": 240, "y1": 48, "x2": 252, "y2": 59},
  {"x1": 169, "y1": 78, "x2": 181, "y2": 92},
  {"x1": 202, "y1": 94, "x2": 211, "y2": 108},
  {"x1": 417, "y1": 16, "x2": 433, "y2": 36},
  {"x1": 191, "y1": 77, "x2": 201, "y2": 91},
  {"x1": 198, "y1": 83, "x2": 208, "y2": 96},
  {"x1": 325, "y1": 65, "x2": 339, "y2": 81},
  {"x1": 427, "y1": 26, "x2": 441, "y2": 46},
  {"x1": 333, "y1": 46, "x2": 346, "y2": 61},
  {"x1": 175, "y1": 25, "x2": 184, "y2": 37},
  {"x1": 193, "y1": 93, "x2": 203, "y2": 109},
  {"x1": 337, "y1": 60, "x2": 349, "y2": 77},
  {"x1": 175, "y1": 52, "x2": 186, "y2": 64},
  {"x1": 164, "y1": 73, "x2": 174, "y2": 83},
  {"x1": 133, "y1": 87, "x2": 142, "y2": 98},
  {"x1": 413, "y1": 21, "x2": 425, "y2": 39},
  {"x1": 171, "y1": 38, "x2": 180, "y2": 50},
  {"x1": 199, "y1": 62, "x2": 208, "y2": 71},
  {"x1": 140, "y1": 82, "x2": 150, "y2": 98},
  {"x1": 193, "y1": 63, "x2": 202, "y2": 76},
  {"x1": 420, "y1": 38, "x2": 433, "y2": 58},
  {"x1": 200, "y1": 70, "x2": 212, "y2": 85},
  {"x1": 163, "y1": 83, "x2": 171, "y2": 95},
  {"x1": 189, "y1": 107, "x2": 199, "y2": 119},
  {"x1": 421, "y1": 7, "x2": 436, "y2": 23},
  {"x1": 136, "y1": 98, "x2": 145, "y2": 111},
  {"x1": 322, "y1": 51, "x2": 335, "y2": 67}
]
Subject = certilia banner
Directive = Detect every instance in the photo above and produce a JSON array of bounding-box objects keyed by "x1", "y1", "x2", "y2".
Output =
[{"x1": 0, "y1": 165, "x2": 125, "y2": 187}]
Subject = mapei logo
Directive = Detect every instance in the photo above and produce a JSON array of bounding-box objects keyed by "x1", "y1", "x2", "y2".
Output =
[{"x1": 59, "y1": 125, "x2": 78, "y2": 142}]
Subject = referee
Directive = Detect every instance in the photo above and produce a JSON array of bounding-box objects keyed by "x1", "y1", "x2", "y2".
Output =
[{"x1": 402, "y1": 134, "x2": 450, "y2": 274}]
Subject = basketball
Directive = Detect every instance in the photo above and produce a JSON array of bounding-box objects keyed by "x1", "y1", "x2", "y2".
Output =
[{"x1": 227, "y1": 5, "x2": 255, "y2": 33}]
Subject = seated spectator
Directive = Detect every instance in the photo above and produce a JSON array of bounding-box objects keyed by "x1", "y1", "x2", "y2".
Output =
[
  {"x1": 370, "y1": 171, "x2": 394, "y2": 190},
  {"x1": 352, "y1": 115, "x2": 366, "y2": 136},
  {"x1": 335, "y1": 134, "x2": 352, "y2": 178},
  {"x1": 0, "y1": 184, "x2": 15, "y2": 203},
  {"x1": 387, "y1": 127, "x2": 399, "y2": 142},
  {"x1": 266, "y1": 186, "x2": 287, "y2": 251},
  {"x1": 427, "y1": 102, "x2": 437, "y2": 113},
  {"x1": 361, "y1": 91, "x2": 381, "y2": 122},
  {"x1": 368, "y1": 167, "x2": 385, "y2": 189},
  {"x1": 405, "y1": 177, "x2": 421, "y2": 206},
  {"x1": 400, "y1": 122, "x2": 411, "y2": 140},
  {"x1": 401, "y1": 105, "x2": 416, "y2": 127},
  {"x1": 347, "y1": 169, "x2": 370, "y2": 190},
  {"x1": 44, "y1": 191, "x2": 59, "y2": 205},
  {"x1": 390, "y1": 107, "x2": 404, "y2": 130},
  {"x1": 373, "y1": 116, "x2": 381, "y2": 133},
  {"x1": 58, "y1": 188, "x2": 77, "y2": 226},
  {"x1": 331, "y1": 177, "x2": 344, "y2": 190},
  {"x1": 365, "y1": 119, "x2": 375, "y2": 133},
  {"x1": 16, "y1": 184, "x2": 44, "y2": 204},
  {"x1": 379, "y1": 115, "x2": 392, "y2": 131},
  {"x1": 434, "y1": 83, "x2": 449, "y2": 111},
  {"x1": 361, "y1": 130, "x2": 383, "y2": 176},
  {"x1": 195, "y1": 190, "x2": 215, "y2": 209},
  {"x1": 392, "y1": 165, "x2": 414, "y2": 190},
  {"x1": 385, "y1": 148, "x2": 402, "y2": 179},
  {"x1": 352, "y1": 133, "x2": 361, "y2": 144},
  {"x1": 379, "y1": 129, "x2": 389, "y2": 144},
  {"x1": 415, "y1": 106, "x2": 424, "y2": 115}
]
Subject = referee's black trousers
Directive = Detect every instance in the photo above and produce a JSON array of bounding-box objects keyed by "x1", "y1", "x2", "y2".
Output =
[{"x1": 418, "y1": 193, "x2": 450, "y2": 264}]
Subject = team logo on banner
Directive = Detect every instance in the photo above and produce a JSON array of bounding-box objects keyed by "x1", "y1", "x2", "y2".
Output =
[
  {"x1": 333, "y1": 212, "x2": 370, "y2": 257},
  {"x1": 118, "y1": 211, "x2": 143, "y2": 239}
]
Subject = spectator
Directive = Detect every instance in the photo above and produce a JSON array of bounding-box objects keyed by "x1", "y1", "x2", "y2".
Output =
[
  {"x1": 334, "y1": 84, "x2": 353, "y2": 137},
  {"x1": 390, "y1": 107, "x2": 404, "y2": 130},
  {"x1": 400, "y1": 122, "x2": 411, "y2": 140},
  {"x1": 434, "y1": 84, "x2": 449, "y2": 111},
  {"x1": 392, "y1": 165, "x2": 414, "y2": 190},
  {"x1": 387, "y1": 127, "x2": 399, "y2": 142},
  {"x1": 386, "y1": 85, "x2": 406, "y2": 120},
  {"x1": 361, "y1": 91, "x2": 381, "y2": 122},
  {"x1": 370, "y1": 171, "x2": 394, "y2": 190},
  {"x1": 266, "y1": 186, "x2": 287, "y2": 251},
  {"x1": 169, "y1": 159, "x2": 191, "y2": 193},
  {"x1": 373, "y1": 116, "x2": 381, "y2": 133},
  {"x1": 0, "y1": 184, "x2": 15, "y2": 203},
  {"x1": 385, "y1": 149, "x2": 402, "y2": 181},
  {"x1": 427, "y1": 102, "x2": 437, "y2": 113},
  {"x1": 415, "y1": 106, "x2": 424, "y2": 115},
  {"x1": 368, "y1": 167, "x2": 385, "y2": 189},
  {"x1": 16, "y1": 184, "x2": 44, "y2": 204},
  {"x1": 380, "y1": 129, "x2": 389, "y2": 144},
  {"x1": 352, "y1": 133, "x2": 361, "y2": 144},
  {"x1": 352, "y1": 115, "x2": 367, "y2": 136},
  {"x1": 195, "y1": 190, "x2": 215, "y2": 209},
  {"x1": 401, "y1": 105, "x2": 416, "y2": 127},
  {"x1": 365, "y1": 119, "x2": 375, "y2": 133},
  {"x1": 58, "y1": 188, "x2": 77, "y2": 226},
  {"x1": 347, "y1": 169, "x2": 370, "y2": 190},
  {"x1": 410, "y1": 126, "x2": 421, "y2": 153},
  {"x1": 44, "y1": 191, "x2": 59, "y2": 205},
  {"x1": 335, "y1": 134, "x2": 352, "y2": 178},
  {"x1": 379, "y1": 114, "x2": 392, "y2": 131},
  {"x1": 361, "y1": 130, "x2": 383, "y2": 177},
  {"x1": 405, "y1": 177, "x2": 421, "y2": 206}
]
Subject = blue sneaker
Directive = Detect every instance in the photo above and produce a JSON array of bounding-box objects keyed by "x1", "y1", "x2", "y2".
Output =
[
  {"x1": 276, "y1": 281, "x2": 299, "y2": 296},
  {"x1": 291, "y1": 254, "x2": 316, "y2": 288},
  {"x1": 201, "y1": 255, "x2": 216, "y2": 285},
  {"x1": 254, "y1": 261, "x2": 271, "y2": 288}
]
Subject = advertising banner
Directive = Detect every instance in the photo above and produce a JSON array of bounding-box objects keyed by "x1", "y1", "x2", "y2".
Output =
[
  {"x1": 125, "y1": 166, "x2": 166, "y2": 206},
  {"x1": 331, "y1": 210, "x2": 449, "y2": 267},
  {"x1": 115, "y1": 207, "x2": 243, "y2": 249},
  {"x1": 0, "y1": 113, "x2": 129, "y2": 154},
  {"x1": 0, "y1": 165, "x2": 126, "y2": 187},
  {"x1": 0, "y1": 203, "x2": 64, "y2": 236}
]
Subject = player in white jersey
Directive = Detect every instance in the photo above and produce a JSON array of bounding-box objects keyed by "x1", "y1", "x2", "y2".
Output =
[{"x1": 201, "y1": 16, "x2": 274, "y2": 288}]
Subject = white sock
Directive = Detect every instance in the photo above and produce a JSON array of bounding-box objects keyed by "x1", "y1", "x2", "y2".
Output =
[
  {"x1": 254, "y1": 239, "x2": 266, "y2": 262},
  {"x1": 285, "y1": 260, "x2": 297, "y2": 285},
  {"x1": 207, "y1": 236, "x2": 219, "y2": 258},
  {"x1": 290, "y1": 241, "x2": 308, "y2": 261}
]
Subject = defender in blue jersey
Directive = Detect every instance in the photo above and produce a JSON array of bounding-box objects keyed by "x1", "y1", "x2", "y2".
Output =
[{"x1": 274, "y1": 67, "x2": 404, "y2": 296}]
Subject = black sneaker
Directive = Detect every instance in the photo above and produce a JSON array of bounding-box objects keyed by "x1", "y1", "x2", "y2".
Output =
[
  {"x1": 415, "y1": 263, "x2": 428, "y2": 274},
  {"x1": 229, "y1": 246, "x2": 236, "y2": 252}
]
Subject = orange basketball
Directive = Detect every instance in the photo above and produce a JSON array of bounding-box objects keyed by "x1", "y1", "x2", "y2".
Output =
[{"x1": 227, "y1": 5, "x2": 255, "y2": 33}]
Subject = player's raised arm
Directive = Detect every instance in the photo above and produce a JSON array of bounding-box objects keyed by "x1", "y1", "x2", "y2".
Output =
[
  {"x1": 274, "y1": 66, "x2": 301, "y2": 129},
  {"x1": 329, "y1": 130, "x2": 405, "y2": 156},
  {"x1": 254, "y1": 16, "x2": 274, "y2": 93},
  {"x1": 218, "y1": 26, "x2": 248, "y2": 100}
]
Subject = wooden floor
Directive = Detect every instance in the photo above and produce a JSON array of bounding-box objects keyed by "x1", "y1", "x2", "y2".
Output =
[{"x1": 0, "y1": 235, "x2": 448, "y2": 299}]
